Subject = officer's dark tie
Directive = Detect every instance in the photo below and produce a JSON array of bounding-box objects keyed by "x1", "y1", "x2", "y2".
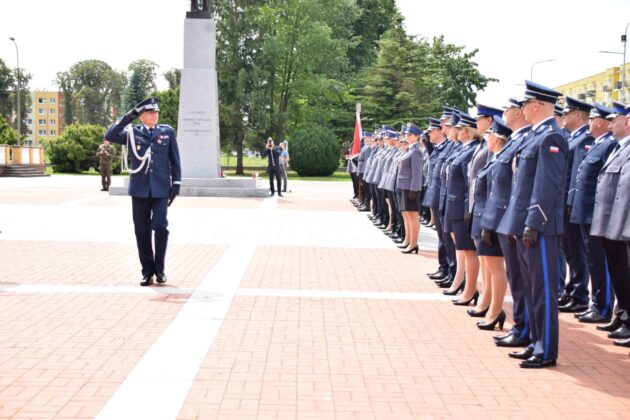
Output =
[{"x1": 149, "y1": 128, "x2": 154, "y2": 137}]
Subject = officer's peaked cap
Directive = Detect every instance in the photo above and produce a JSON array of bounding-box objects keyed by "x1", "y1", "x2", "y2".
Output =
[{"x1": 135, "y1": 97, "x2": 160, "y2": 114}]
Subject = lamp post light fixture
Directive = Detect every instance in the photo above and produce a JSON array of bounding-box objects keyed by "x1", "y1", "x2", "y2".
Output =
[
  {"x1": 622, "y1": 22, "x2": 630, "y2": 102},
  {"x1": 530, "y1": 59, "x2": 555, "y2": 82},
  {"x1": 9, "y1": 37, "x2": 21, "y2": 146}
]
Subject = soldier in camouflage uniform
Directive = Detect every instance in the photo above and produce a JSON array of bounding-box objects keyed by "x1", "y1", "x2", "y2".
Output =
[{"x1": 96, "y1": 140, "x2": 116, "y2": 191}]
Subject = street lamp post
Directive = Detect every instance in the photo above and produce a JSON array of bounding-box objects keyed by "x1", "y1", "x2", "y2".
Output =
[
  {"x1": 530, "y1": 59, "x2": 555, "y2": 81},
  {"x1": 9, "y1": 37, "x2": 21, "y2": 146},
  {"x1": 622, "y1": 22, "x2": 630, "y2": 102}
]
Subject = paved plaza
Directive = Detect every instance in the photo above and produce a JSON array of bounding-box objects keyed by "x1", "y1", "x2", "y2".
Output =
[{"x1": 1, "y1": 175, "x2": 630, "y2": 419}]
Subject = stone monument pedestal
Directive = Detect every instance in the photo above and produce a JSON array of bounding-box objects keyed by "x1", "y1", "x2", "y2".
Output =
[{"x1": 109, "y1": 177, "x2": 268, "y2": 198}]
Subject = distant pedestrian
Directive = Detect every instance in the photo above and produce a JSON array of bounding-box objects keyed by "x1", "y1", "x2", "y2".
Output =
[
  {"x1": 279, "y1": 142, "x2": 290, "y2": 193},
  {"x1": 96, "y1": 140, "x2": 116, "y2": 191},
  {"x1": 263, "y1": 137, "x2": 283, "y2": 197}
]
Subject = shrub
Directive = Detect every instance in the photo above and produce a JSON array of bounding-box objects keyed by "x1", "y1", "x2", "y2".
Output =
[
  {"x1": 0, "y1": 118, "x2": 19, "y2": 145},
  {"x1": 47, "y1": 123, "x2": 120, "y2": 173},
  {"x1": 288, "y1": 125, "x2": 340, "y2": 176}
]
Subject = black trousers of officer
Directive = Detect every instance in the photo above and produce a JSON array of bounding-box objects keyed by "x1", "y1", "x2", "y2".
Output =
[
  {"x1": 369, "y1": 183, "x2": 379, "y2": 215},
  {"x1": 603, "y1": 239, "x2": 630, "y2": 324},
  {"x1": 562, "y1": 213, "x2": 590, "y2": 304},
  {"x1": 132, "y1": 197, "x2": 169, "y2": 277},
  {"x1": 350, "y1": 172, "x2": 360, "y2": 199},
  {"x1": 431, "y1": 206, "x2": 448, "y2": 274},
  {"x1": 267, "y1": 165, "x2": 282, "y2": 193},
  {"x1": 517, "y1": 235, "x2": 560, "y2": 361},
  {"x1": 436, "y1": 210, "x2": 456, "y2": 277},
  {"x1": 394, "y1": 191, "x2": 405, "y2": 238},
  {"x1": 357, "y1": 174, "x2": 365, "y2": 203},
  {"x1": 499, "y1": 234, "x2": 530, "y2": 339},
  {"x1": 361, "y1": 176, "x2": 371, "y2": 207},
  {"x1": 386, "y1": 190, "x2": 399, "y2": 229},
  {"x1": 582, "y1": 226, "x2": 614, "y2": 316}
]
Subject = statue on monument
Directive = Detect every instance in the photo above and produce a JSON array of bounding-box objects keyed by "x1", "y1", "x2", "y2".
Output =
[{"x1": 190, "y1": 0, "x2": 211, "y2": 13}]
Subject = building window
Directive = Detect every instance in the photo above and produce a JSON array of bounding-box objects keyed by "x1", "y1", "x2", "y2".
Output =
[
  {"x1": 38, "y1": 108, "x2": 45, "y2": 114},
  {"x1": 38, "y1": 129, "x2": 46, "y2": 135},
  {"x1": 38, "y1": 119, "x2": 46, "y2": 125},
  {"x1": 50, "y1": 98, "x2": 56, "y2": 104},
  {"x1": 50, "y1": 130, "x2": 56, "y2": 135},
  {"x1": 50, "y1": 119, "x2": 56, "y2": 125},
  {"x1": 38, "y1": 98, "x2": 45, "y2": 104},
  {"x1": 27, "y1": 119, "x2": 32, "y2": 125},
  {"x1": 50, "y1": 109, "x2": 56, "y2": 115}
]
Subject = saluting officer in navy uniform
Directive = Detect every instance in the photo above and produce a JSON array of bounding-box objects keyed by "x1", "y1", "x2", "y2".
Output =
[
  {"x1": 496, "y1": 81, "x2": 567, "y2": 368},
  {"x1": 423, "y1": 116, "x2": 453, "y2": 280},
  {"x1": 591, "y1": 103, "x2": 630, "y2": 343},
  {"x1": 569, "y1": 103, "x2": 617, "y2": 324},
  {"x1": 483, "y1": 98, "x2": 533, "y2": 347},
  {"x1": 558, "y1": 97, "x2": 595, "y2": 314},
  {"x1": 105, "y1": 97, "x2": 182, "y2": 286}
]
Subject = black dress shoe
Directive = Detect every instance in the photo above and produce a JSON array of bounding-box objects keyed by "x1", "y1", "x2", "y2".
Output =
[
  {"x1": 613, "y1": 337, "x2": 630, "y2": 347},
  {"x1": 574, "y1": 307, "x2": 593, "y2": 318},
  {"x1": 156, "y1": 272, "x2": 167, "y2": 284},
  {"x1": 453, "y1": 290, "x2": 479, "y2": 306},
  {"x1": 429, "y1": 271, "x2": 448, "y2": 280},
  {"x1": 558, "y1": 300, "x2": 590, "y2": 313},
  {"x1": 494, "y1": 331, "x2": 513, "y2": 341},
  {"x1": 477, "y1": 310, "x2": 506, "y2": 330},
  {"x1": 508, "y1": 347, "x2": 534, "y2": 360},
  {"x1": 495, "y1": 334, "x2": 531, "y2": 348},
  {"x1": 358, "y1": 206, "x2": 370, "y2": 212},
  {"x1": 427, "y1": 269, "x2": 442, "y2": 277},
  {"x1": 140, "y1": 274, "x2": 154, "y2": 287},
  {"x1": 608, "y1": 324, "x2": 630, "y2": 339},
  {"x1": 437, "y1": 278, "x2": 454, "y2": 289},
  {"x1": 597, "y1": 317, "x2": 622, "y2": 332},
  {"x1": 467, "y1": 307, "x2": 489, "y2": 318},
  {"x1": 278, "y1": 193, "x2": 284, "y2": 197},
  {"x1": 578, "y1": 310, "x2": 611, "y2": 324},
  {"x1": 558, "y1": 293, "x2": 570, "y2": 306},
  {"x1": 435, "y1": 274, "x2": 453, "y2": 284},
  {"x1": 520, "y1": 356, "x2": 556, "y2": 369}
]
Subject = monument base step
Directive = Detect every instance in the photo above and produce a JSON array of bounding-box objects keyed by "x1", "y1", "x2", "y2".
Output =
[{"x1": 109, "y1": 177, "x2": 269, "y2": 198}]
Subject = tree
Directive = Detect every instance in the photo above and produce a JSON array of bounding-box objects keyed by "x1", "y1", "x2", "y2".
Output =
[
  {"x1": 153, "y1": 87, "x2": 179, "y2": 130},
  {"x1": 123, "y1": 59, "x2": 158, "y2": 110},
  {"x1": 46, "y1": 123, "x2": 110, "y2": 173},
  {"x1": 55, "y1": 60, "x2": 125, "y2": 126},
  {"x1": 0, "y1": 117, "x2": 19, "y2": 145},
  {"x1": 289, "y1": 124, "x2": 341, "y2": 176},
  {"x1": 0, "y1": 58, "x2": 13, "y2": 119},
  {"x1": 163, "y1": 68, "x2": 181, "y2": 90}
]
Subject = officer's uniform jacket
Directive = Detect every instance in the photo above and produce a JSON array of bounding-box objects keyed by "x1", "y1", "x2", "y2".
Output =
[
  {"x1": 569, "y1": 133, "x2": 616, "y2": 225},
  {"x1": 373, "y1": 146, "x2": 393, "y2": 186},
  {"x1": 377, "y1": 147, "x2": 397, "y2": 189},
  {"x1": 444, "y1": 139, "x2": 480, "y2": 223},
  {"x1": 422, "y1": 139, "x2": 454, "y2": 208},
  {"x1": 591, "y1": 136, "x2": 630, "y2": 237},
  {"x1": 105, "y1": 115, "x2": 181, "y2": 198},
  {"x1": 396, "y1": 143, "x2": 424, "y2": 192},
  {"x1": 565, "y1": 125, "x2": 594, "y2": 206},
  {"x1": 421, "y1": 146, "x2": 430, "y2": 189},
  {"x1": 364, "y1": 145, "x2": 382, "y2": 184},
  {"x1": 496, "y1": 117, "x2": 567, "y2": 236},
  {"x1": 357, "y1": 143, "x2": 371, "y2": 174},
  {"x1": 362, "y1": 145, "x2": 377, "y2": 181},
  {"x1": 471, "y1": 158, "x2": 497, "y2": 237},
  {"x1": 480, "y1": 126, "x2": 531, "y2": 232},
  {"x1": 439, "y1": 141, "x2": 463, "y2": 212},
  {"x1": 467, "y1": 138, "x2": 491, "y2": 213},
  {"x1": 383, "y1": 148, "x2": 405, "y2": 192},
  {"x1": 606, "y1": 150, "x2": 630, "y2": 240}
]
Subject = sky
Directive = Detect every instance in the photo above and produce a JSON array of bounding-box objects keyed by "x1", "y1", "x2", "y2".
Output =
[{"x1": 2, "y1": 0, "x2": 630, "y2": 114}]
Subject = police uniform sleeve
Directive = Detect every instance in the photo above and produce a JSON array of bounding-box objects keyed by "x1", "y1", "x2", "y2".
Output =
[
  {"x1": 168, "y1": 128, "x2": 182, "y2": 186},
  {"x1": 410, "y1": 149, "x2": 424, "y2": 192},
  {"x1": 104, "y1": 115, "x2": 134, "y2": 145},
  {"x1": 525, "y1": 131, "x2": 567, "y2": 232}
]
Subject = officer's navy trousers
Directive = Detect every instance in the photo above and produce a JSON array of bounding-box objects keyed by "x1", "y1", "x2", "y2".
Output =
[
  {"x1": 432, "y1": 206, "x2": 448, "y2": 274},
  {"x1": 603, "y1": 239, "x2": 630, "y2": 324},
  {"x1": 563, "y1": 214, "x2": 590, "y2": 304},
  {"x1": 132, "y1": 197, "x2": 169, "y2": 276},
  {"x1": 517, "y1": 235, "x2": 560, "y2": 361},
  {"x1": 582, "y1": 226, "x2": 614, "y2": 316},
  {"x1": 436, "y1": 210, "x2": 456, "y2": 277},
  {"x1": 498, "y1": 234, "x2": 530, "y2": 338}
]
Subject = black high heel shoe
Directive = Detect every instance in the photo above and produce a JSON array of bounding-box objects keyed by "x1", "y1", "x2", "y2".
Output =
[
  {"x1": 453, "y1": 290, "x2": 479, "y2": 306},
  {"x1": 397, "y1": 243, "x2": 409, "y2": 249},
  {"x1": 467, "y1": 307, "x2": 489, "y2": 318},
  {"x1": 401, "y1": 246, "x2": 419, "y2": 254},
  {"x1": 443, "y1": 280, "x2": 465, "y2": 296},
  {"x1": 477, "y1": 310, "x2": 506, "y2": 331}
]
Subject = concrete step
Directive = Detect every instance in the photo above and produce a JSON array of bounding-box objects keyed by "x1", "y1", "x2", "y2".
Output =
[
  {"x1": 0, "y1": 165, "x2": 49, "y2": 177},
  {"x1": 122, "y1": 177, "x2": 258, "y2": 189},
  {"x1": 109, "y1": 186, "x2": 268, "y2": 197}
]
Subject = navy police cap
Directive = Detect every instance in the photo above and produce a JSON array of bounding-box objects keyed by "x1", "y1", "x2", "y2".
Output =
[
  {"x1": 476, "y1": 103, "x2": 503, "y2": 119},
  {"x1": 504, "y1": 97, "x2": 523, "y2": 110},
  {"x1": 407, "y1": 123, "x2": 422, "y2": 136},
  {"x1": 607, "y1": 101, "x2": 629, "y2": 119},
  {"x1": 489, "y1": 116, "x2": 513, "y2": 138},
  {"x1": 588, "y1": 103, "x2": 612, "y2": 120},
  {"x1": 456, "y1": 113, "x2": 477, "y2": 128},
  {"x1": 563, "y1": 96, "x2": 593, "y2": 114},
  {"x1": 445, "y1": 110, "x2": 461, "y2": 126},
  {"x1": 428, "y1": 117, "x2": 442, "y2": 130},
  {"x1": 554, "y1": 104, "x2": 564, "y2": 117},
  {"x1": 363, "y1": 131, "x2": 374, "y2": 138},
  {"x1": 523, "y1": 80, "x2": 562, "y2": 104},
  {"x1": 441, "y1": 106, "x2": 455, "y2": 120},
  {"x1": 135, "y1": 97, "x2": 160, "y2": 114}
]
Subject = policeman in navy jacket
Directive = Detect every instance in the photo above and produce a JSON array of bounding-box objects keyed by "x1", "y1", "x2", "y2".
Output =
[
  {"x1": 558, "y1": 97, "x2": 595, "y2": 313},
  {"x1": 496, "y1": 81, "x2": 567, "y2": 368},
  {"x1": 105, "y1": 97, "x2": 182, "y2": 286},
  {"x1": 481, "y1": 99, "x2": 533, "y2": 348},
  {"x1": 569, "y1": 103, "x2": 617, "y2": 323}
]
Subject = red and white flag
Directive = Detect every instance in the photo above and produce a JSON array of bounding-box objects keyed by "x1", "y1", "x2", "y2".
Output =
[{"x1": 351, "y1": 111, "x2": 362, "y2": 155}]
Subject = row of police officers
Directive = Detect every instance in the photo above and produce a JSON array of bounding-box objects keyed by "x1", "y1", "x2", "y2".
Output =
[{"x1": 347, "y1": 80, "x2": 630, "y2": 368}]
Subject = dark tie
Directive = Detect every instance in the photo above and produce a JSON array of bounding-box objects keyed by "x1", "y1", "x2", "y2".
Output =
[{"x1": 149, "y1": 128, "x2": 154, "y2": 137}]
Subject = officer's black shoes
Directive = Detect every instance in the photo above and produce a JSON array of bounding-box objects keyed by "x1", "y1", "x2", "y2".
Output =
[
  {"x1": 494, "y1": 331, "x2": 513, "y2": 341},
  {"x1": 496, "y1": 334, "x2": 531, "y2": 348},
  {"x1": 427, "y1": 269, "x2": 442, "y2": 277},
  {"x1": 608, "y1": 324, "x2": 630, "y2": 339},
  {"x1": 508, "y1": 347, "x2": 534, "y2": 360},
  {"x1": 520, "y1": 356, "x2": 556, "y2": 369},
  {"x1": 278, "y1": 193, "x2": 284, "y2": 197},
  {"x1": 269, "y1": 191, "x2": 275, "y2": 196},
  {"x1": 357, "y1": 205, "x2": 370, "y2": 212},
  {"x1": 156, "y1": 273, "x2": 167, "y2": 284},
  {"x1": 467, "y1": 307, "x2": 489, "y2": 318},
  {"x1": 558, "y1": 293, "x2": 571, "y2": 307},
  {"x1": 101, "y1": 188, "x2": 107, "y2": 191},
  {"x1": 429, "y1": 271, "x2": 448, "y2": 280},
  {"x1": 578, "y1": 310, "x2": 611, "y2": 324},
  {"x1": 597, "y1": 317, "x2": 623, "y2": 332},
  {"x1": 140, "y1": 274, "x2": 154, "y2": 287},
  {"x1": 558, "y1": 300, "x2": 589, "y2": 313},
  {"x1": 613, "y1": 337, "x2": 630, "y2": 347},
  {"x1": 574, "y1": 307, "x2": 592, "y2": 318}
]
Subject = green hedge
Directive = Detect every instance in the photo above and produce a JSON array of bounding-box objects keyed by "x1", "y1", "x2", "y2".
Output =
[{"x1": 288, "y1": 125, "x2": 340, "y2": 176}]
